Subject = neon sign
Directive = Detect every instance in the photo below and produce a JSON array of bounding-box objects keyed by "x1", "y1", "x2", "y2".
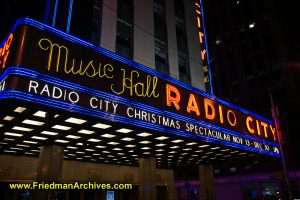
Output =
[
  {"x1": 0, "y1": 19, "x2": 279, "y2": 156},
  {"x1": 0, "y1": 34, "x2": 13, "y2": 69},
  {"x1": 195, "y1": 1, "x2": 212, "y2": 93}
]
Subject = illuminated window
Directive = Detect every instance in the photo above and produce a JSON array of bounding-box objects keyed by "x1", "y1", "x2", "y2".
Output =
[
  {"x1": 215, "y1": 40, "x2": 221, "y2": 45},
  {"x1": 249, "y1": 22, "x2": 255, "y2": 29}
]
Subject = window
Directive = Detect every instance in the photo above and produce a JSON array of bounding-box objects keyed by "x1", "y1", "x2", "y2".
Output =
[
  {"x1": 244, "y1": 58, "x2": 253, "y2": 77},
  {"x1": 254, "y1": 54, "x2": 266, "y2": 72},
  {"x1": 91, "y1": 0, "x2": 102, "y2": 45},
  {"x1": 117, "y1": 0, "x2": 133, "y2": 24},
  {"x1": 174, "y1": 0, "x2": 185, "y2": 27},
  {"x1": 154, "y1": 0, "x2": 165, "y2": 16},
  {"x1": 155, "y1": 40, "x2": 169, "y2": 75},
  {"x1": 70, "y1": 0, "x2": 101, "y2": 44},
  {"x1": 154, "y1": 0, "x2": 169, "y2": 74},
  {"x1": 267, "y1": 47, "x2": 277, "y2": 67},
  {"x1": 174, "y1": 0, "x2": 190, "y2": 83},
  {"x1": 178, "y1": 51, "x2": 190, "y2": 83},
  {"x1": 116, "y1": 20, "x2": 133, "y2": 59},
  {"x1": 116, "y1": 0, "x2": 133, "y2": 59},
  {"x1": 176, "y1": 27, "x2": 188, "y2": 53},
  {"x1": 154, "y1": 14, "x2": 167, "y2": 42},
  {"x1": 228, "y1": 53, "x2": 237, "y2": 81}
]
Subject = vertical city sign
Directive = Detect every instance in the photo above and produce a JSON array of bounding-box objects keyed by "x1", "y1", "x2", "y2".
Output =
[{"x1": 195, "y1": 1, "x2": 213, "y2": 94}]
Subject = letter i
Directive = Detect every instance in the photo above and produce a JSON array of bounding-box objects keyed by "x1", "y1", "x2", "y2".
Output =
[
  {"x1": 256, "y1": 120, "x2": 261, "y2": 136},
  {"x1": 219, "y1": 105, "x2": 224, "y2": 124}
]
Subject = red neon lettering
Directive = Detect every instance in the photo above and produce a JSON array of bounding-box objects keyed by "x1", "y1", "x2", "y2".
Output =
[
  {"x1": 218, "y1": 105, "x2": 224, "y2": 124},
  {"x1": 0, "y1": 33, "x2": 13, "y2": 69},
  {"x1": 187, "y1": 94, "x2": 200, "y2": 116},
  {"x1": 246, "y1": 116, "x2": 255, "y2": 134},
  {"x1": 256, "y1": 120, "x2": 261, "y2": 136},
  {"x1": 227, "y1": 110, "x2": 237, "y2": 127},
  {"x1": 270, "y1": 125, "x2": 277, "y2": 141},
  {"x1": 197, "y1": 17, "x2": 201, "y2": 28},
  {"x1": 166, "y1": 84, "x2": 181, "y2": 110},
  {"x1": 204, "y1": 98, "x2": 215, "y2": 120},
  {"x1": 260, "y1": 122, "x2": 268, "y2": 138},
  {"x1": 201, "y1": 49, "x2": 206, "y2": 60},
  {"x1": 199, "y1": 32, "x2": 204, "y2": 43}
]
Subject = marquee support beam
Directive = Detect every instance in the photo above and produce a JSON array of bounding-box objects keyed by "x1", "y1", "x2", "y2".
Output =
[
  {"x1": 139, "y1": 157, "x2": 157, "y2": 200},
  {"x1": 199, "y1": 164, "x2": 215, "y2": 200}
]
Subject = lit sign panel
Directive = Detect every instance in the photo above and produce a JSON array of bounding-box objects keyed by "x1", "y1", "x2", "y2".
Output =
[
  {"x1": 0, "y1": 18, "x2": 279, "y2": 157},
  {"x1": 194, "y1": 0, "x2": 212, "y2": 93}
]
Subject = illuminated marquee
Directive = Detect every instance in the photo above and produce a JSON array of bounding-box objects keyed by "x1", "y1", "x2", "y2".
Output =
[{"x1": 0, "y1": 18, "x2": 279, "y2": 157}]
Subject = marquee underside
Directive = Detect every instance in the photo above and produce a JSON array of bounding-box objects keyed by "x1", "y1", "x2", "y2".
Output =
[{"x1": 0, "y1": 99, "x2": 274, "y2": 169}]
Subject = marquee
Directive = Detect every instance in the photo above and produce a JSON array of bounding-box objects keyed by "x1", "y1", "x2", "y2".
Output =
[{"x1": 0, "y1": 18, "x2": 279, "y2": 157}]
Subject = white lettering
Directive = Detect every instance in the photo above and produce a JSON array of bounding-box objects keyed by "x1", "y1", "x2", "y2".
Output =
[{"x1": 28, "y1": 80, "x2": 39, "y2": 93}]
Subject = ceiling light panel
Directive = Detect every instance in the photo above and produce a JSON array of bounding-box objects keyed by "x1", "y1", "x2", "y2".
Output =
[
  {"x1": 88, "y1": 138, "x2": 101, "y2": 142},
  {"x1": 108, "y1": 142, "x2": 119, "y2": 145},
  {"x1": 22, "y1": 119, "x2": 44, "y2": 126},
  {"x1": 116, "y1": 128, "x2": 133, "y2": 133},
  {"x1": 65, "y1": 117, "x2": 86, "y2": 124},
  {"x1": 199, "y1": 145, "x2": 210, "y2": 148},
  {"x1": 66, "y1": 135, "x2": 81, "y2": 139},
  {"x1": 12, "y1": 126, "x2": 33, "y2": 132},
  {"x1": 139, "y1": 141, "x2": 151, "y2": 144},
  {"x1": 23, "y1": 140, "x2": 38, "y2": 144},
  {"x1": 155, "y1": 136, "x2": 169, "y2": 140},
  {"x1": 4, "y1": 132, "x2": 23, "y2": 137},
  {"x1": 33, "y1": 111, "x2": 47, "y2": 117},
  {"x1": 78, "y1": 129, "x2": 95, "y2": 134},
  {"x1": 31, "y1": 136, "x2": 47, "y2": 140},
  {"x1": 41, "y1": 131, "x2": 59, "y2": 136},
  {"x1": 92, "y1": 123, "x2": 111, "y2": 129},
  {"x1": 101, "y1": 134, "x2": 116, "y2": 138},
  {"x1": 172, "y1": 139, "x2": 184, "y2": 143},
  {"x1": 52, "y1": 125, "x2": 71, "y2": 130},
  {"x1": 55, "y1": 139, "x2": 69, "y2": 143},
  {"x1": 3, "y1": 116, "x2": 14, "y2": 121},
  {"x1": 121, "y1": 137, "x2": 134, "y2": 141},
  {"x1": 137, "y1": 132, "x2": 152, "y2": 137},
  {"x1": 14, "y1": 107, "x2": 26, "y2": 113}
]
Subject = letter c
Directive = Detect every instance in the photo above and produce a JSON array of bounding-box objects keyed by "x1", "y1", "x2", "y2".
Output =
[
  {"x1": 90, "y1": 97, "x2": 98, "y2": 108},
  {"x1": 246, "y1": 116, "x2": 255, "y2": 134}
]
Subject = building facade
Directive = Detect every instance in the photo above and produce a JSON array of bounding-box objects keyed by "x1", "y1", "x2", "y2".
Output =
[
  {"x1": 0, "y1": 0, "x2": 207, "y2": 91},
  {"x1": 203, "y1": 0, "x2": 300, "y2": 168},
  {"x1": 201, "y1": 0, "x2": 300, "y2": 198}
]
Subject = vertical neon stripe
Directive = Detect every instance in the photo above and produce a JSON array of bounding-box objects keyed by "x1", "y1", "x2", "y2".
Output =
[
  {"x1": 52, "y1": 0, "x2": 58, "y2": 27},
  {"x1": 66, "y1": 0, "x2": 74, "y2": 33},
  {"x1": 199, "y1": 0, "x2": 214, "y2": 95}
]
